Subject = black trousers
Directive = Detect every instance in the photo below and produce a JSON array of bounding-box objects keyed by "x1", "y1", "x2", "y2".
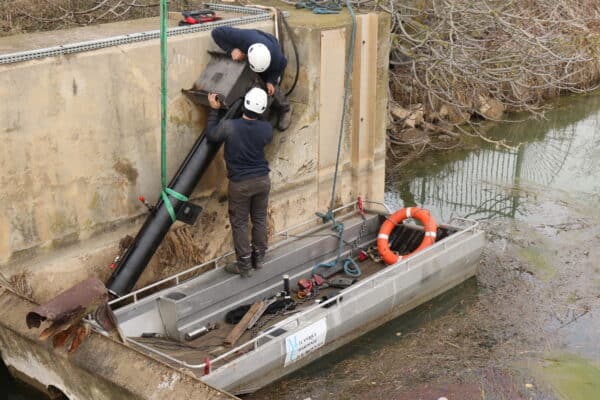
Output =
[
  {"x1": 228, "y1": 175, "x2": 271, "y2": 259},
  {"x1": 272, "y1": 84, "x2": 290, "y2": 113}
]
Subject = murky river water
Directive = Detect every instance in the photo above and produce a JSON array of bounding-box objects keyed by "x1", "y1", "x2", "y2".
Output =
[
  {"x1": 3, "y1": 92, "x2": 600, "y2": 398},
  {"x1": 385, "y1": 92, "x2": 600, "y2": 222}
]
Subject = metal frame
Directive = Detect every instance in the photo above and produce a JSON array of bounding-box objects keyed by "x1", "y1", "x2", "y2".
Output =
[
  {"x1": 0, "y1": 4, "x2": 285, "y2": 65},
  {"x1": 109, "y1": 201, "x2": 364, "y2": 307},
  {"x1": 122, "y1": 202, "x2": 479, "y2": 372}
]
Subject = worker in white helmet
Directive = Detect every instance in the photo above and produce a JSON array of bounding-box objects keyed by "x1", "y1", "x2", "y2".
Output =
[
  {"x1": 205, "y1": 88, "x2": 273, "y2": 277},
  {"x1": 211, "y1": 26, "x2": 292, "y2": 131}
]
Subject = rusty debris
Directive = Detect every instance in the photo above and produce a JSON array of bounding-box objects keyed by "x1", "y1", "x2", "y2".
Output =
[
  {"x1": 68, "y1": 324, "x2": 90, "y2": 353},
  {"x1": 26, "y1": 277, "x2": 113, "y2": 353}
]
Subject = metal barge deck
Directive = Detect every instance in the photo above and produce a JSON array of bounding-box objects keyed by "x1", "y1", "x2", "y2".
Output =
[{"x1": 108, "y1": 203, "x2": 485, "y2": 395}]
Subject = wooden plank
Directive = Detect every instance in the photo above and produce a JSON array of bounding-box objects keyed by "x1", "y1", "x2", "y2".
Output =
[
  {"x1": 352, "y1": 14, "x2": 379, "y2": 166},
  {"x1": 318, "y1": 28, "x2": 347, "y2": 209},
  {"x1": 351, "y1": 14, "x2": 379, "y2": 200},
  {"x1": 246, "y1": 301, "x2": 270, "y2": 329},
  {"x1": 224, "y1": 300, "x2": 265, "y2": 346}
]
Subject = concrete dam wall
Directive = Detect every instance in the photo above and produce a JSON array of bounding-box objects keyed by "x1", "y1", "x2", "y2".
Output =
[{"x1": 0, "y1": 11, "x2": 390, "y2": 304}]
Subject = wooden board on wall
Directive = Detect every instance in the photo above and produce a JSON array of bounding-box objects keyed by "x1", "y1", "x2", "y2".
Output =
[
  {"x1": 352, "y1": 14, "x2": 379, "y2": 166},
  {"x1": 318, "y1": 28, "x2": 347, "y2": 208}
]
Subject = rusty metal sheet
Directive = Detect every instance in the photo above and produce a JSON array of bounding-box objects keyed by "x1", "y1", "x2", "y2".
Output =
[
  {"x1": 25, "y1": 277, "x2": 115, "y2": 352},
  {"x1": 26, "y1": 277, "x2": 108, "y2": 329}
]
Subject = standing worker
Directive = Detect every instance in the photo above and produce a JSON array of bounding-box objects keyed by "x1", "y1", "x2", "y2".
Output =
[
  {"x1": 211, "y1": 26, "x2": 292, "y2": 131},
  {"x1": 206, "y1": 88, "x2": 273, "y2": 277}
]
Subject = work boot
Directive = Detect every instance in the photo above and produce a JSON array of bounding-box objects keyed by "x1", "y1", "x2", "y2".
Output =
[
  {"x1": 251, "y1": 249, "x2": 266, "y2": 270},
  {"x1": 224, "y1": 256, "x2": 252, "y2": 278},
  {"x1": 277, "y1": 106, "x2": 293, "y2": 131}
]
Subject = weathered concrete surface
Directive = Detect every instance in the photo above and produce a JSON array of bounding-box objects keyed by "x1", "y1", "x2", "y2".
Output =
[
  {"x1": 0, "y1": 9, "x2": 389, "y2": 303},
  {"x1": 0, "y1": 288, "x2": 236, "y2": 399},
  {"x1": 0, "y1": 12, "x2": 244, "y2": 54},
  {"x1": 0, "y1": 16, "x2": 178, "y2": 54}
]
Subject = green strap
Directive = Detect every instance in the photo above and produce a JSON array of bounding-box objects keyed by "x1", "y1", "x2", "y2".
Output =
[
  {"x1": 161, "y1": 188, "x2": 189, "y2": 223},
  {"x1": 311, "y1": 1, "x2": 358, "y2": 278},
  {"x1": 160, "y1": 0, "x2": 168, "y2": 189},
  {"x1": 159, "y1": 0, "x2": 188, "y2": 222},
  {"x1": 325, "y1": 0, "x2": 356, "y2": 218}
]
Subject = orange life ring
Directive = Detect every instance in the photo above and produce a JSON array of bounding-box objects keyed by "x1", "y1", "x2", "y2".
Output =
[{"x1": 377, "y1": 207, "x2": 437, "y2": 265}]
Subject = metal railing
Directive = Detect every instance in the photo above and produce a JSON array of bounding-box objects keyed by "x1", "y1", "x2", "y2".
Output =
[
  {"x1": 109, "y1": 201, "x2": 365, "y2": 307},
  {"x1": 0, "y1": 4, "x2": 283, "y2": 65},
  {"x1": 123, "y1": 205, "x2": 479, "y2": 373}
]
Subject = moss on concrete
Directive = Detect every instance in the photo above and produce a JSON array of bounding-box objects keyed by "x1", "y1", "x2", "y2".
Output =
[
  {"x1": 49, "y1": 212, "x2": 77, "y2": 237},
  {"x1": 113, "y1": 159, "x2": 139, "y2": 184}
]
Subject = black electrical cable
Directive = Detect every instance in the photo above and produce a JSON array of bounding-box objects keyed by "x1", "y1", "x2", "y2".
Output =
[{"x1": 279, "y1": 9, "x2": 300, "y2": 97}]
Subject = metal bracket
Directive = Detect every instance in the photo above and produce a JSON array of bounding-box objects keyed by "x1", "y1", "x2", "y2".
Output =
[{"x1": 176, "y1": 202, "x2": 203, "y2": 225}]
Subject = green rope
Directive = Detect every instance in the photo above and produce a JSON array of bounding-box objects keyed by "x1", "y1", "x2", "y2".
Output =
[
  {"x1": 326, "y1": 0, "x2": 356, "y2": 218},
  {"x1": 313, "y1": 0, "x2": 359, "y2": 277},
  {"x1": 160, "y1": 0, "x2": 188, "y2": 222}
]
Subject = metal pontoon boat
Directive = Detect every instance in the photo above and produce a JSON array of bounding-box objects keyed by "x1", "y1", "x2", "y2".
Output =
[{"x1": 107, "y1": 201, "x2": 485, "y2": 395}]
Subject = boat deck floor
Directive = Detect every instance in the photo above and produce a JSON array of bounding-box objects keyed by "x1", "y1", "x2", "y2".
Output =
[{"x1": 128, "y1": 257, "x2": 385, "y2": 376}]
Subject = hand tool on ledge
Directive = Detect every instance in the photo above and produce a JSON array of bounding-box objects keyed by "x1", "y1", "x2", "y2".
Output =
[{"x1": 178, "y1": 10, "x2": 221, "y2": 26}]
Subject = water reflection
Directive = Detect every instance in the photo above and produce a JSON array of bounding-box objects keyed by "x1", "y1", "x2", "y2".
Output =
[{"x1": 386, "y1": 92, "x2": 600, "y2": 221}]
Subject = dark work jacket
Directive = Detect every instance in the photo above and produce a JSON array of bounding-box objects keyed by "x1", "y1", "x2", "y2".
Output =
[
  {"x1": 205, "y1": 109, "x2": 273, "y2": 182},
  {"x1": 211, "y1": 26, "x2": 287, "y2": 85}
]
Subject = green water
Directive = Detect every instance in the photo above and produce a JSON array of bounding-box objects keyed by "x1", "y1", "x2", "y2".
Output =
[{"x1": 385, "y1": 91, "x2": 600, "y2": 222}]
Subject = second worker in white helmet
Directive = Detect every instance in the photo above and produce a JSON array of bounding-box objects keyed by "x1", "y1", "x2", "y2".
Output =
[
  {"x1": 205, "y1": 88, "x2": 273, "y2": 277},
  {"x1": 211, "y1": 26, "x2": 292, "y2": 131}
]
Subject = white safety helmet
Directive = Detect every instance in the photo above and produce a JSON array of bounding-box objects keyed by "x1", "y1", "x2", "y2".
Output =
[
  {"x1": 247, "y1": 43, "x2": 271, "y2": 73},
  {"x1": 244, "y1": 87, "x2": 268, "y2": 115}
]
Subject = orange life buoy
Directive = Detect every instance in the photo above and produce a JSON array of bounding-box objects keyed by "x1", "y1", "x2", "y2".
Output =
[{"x1": 377, "y1": 207, "x2": 437, "y2": 265}]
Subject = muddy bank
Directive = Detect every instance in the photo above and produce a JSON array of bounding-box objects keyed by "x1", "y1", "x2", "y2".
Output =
[{"x1": 249, "y1": 92, "x2": 600, "y2": 400}]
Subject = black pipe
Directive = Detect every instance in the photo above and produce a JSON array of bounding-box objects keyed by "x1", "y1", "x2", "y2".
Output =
[
  {"x1": 282, "y1": 274, "x2": 290, "y2": 297},
  {"x1": 107, "y1": 100, "x2": 242, "y2": 296}
]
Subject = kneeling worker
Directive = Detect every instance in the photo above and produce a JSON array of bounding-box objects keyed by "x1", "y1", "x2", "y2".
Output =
[
  {"x1": 211, "y1": 26, "x2": 292, "y2": 131},
  {"x1": 206, "y1": 88, "x2": 273, "y2": 277}
]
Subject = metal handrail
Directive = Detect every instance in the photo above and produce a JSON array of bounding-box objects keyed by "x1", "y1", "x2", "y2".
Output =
[
  {"x1": 109, "y1": 202, "x2": 358, "y2": 307},
  {"x1": 123, "y1": 211, "x2": 480, "y2": 372},
  {"x1": 362, "y1": 200, "x2": 393, "y2": 214}
]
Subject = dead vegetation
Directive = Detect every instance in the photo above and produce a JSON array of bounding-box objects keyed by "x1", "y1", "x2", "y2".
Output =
[
  {"x1": 360, "y1": 0, "x2": 600, "y2": 164},
  {"x1": 0, "y1": 0, "x2": 204, "y2": 36}
]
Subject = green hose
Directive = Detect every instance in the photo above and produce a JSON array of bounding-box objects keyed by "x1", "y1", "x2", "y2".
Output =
[
  {"x1": 313, "y1": 0, "x2": 360, "y2": 277},
  {"x1": 160, "y1": 0, "x2": 188, "y2": 222},
  {"x1": 326, "y1": 0, "x2": 356, "y2": 217}
]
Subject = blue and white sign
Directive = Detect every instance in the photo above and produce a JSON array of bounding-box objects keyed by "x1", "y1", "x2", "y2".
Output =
[{"x1": 284, "y1": 318, "x2": 327, "y2": 366}]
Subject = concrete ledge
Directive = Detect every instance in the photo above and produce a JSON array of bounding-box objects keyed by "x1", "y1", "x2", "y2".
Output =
[{"x1": 0, "y1": 288, "x2": 236, "y2": 399}]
